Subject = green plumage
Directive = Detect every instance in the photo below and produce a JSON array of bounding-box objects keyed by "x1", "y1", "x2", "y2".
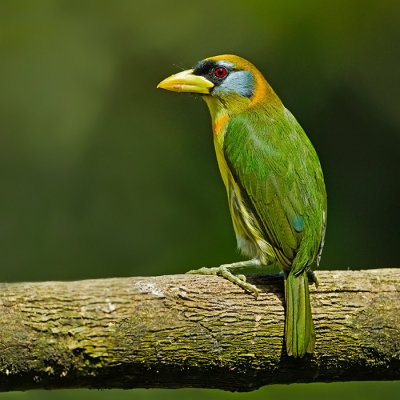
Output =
[
  {"x1": 158, "y1": 54, "x2": 327, "y2": 357},
  {"x1": 223, "y1": 106, "x2": 326, "y2": 357}
]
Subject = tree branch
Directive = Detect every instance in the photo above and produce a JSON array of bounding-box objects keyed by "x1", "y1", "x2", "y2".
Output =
[{"x1": 0, "y1": 269, "x2": 399, "y2": 391}]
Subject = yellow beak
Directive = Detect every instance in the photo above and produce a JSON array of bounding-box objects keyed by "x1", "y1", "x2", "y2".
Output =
[{"x1": 157, "y1": 69, "x2": 214, "y2": 94}]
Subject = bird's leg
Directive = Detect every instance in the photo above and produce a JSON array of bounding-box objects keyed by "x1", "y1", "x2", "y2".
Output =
[{"x1": 186, "y1": 258, "x2": 262, "y2": 298}]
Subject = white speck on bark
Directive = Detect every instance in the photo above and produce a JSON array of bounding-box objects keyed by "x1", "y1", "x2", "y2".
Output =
[
  {"x1": 136, "y1": 281, "x2": 165, "y2": 298},
  {"x1": 102, "y1": 298, "x2": 116, "y2": 313}
]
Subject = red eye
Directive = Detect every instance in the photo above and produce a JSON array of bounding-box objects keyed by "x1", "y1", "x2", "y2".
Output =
[{"x1": 214, "y1": 67, "x2": 227, "y2": 78}]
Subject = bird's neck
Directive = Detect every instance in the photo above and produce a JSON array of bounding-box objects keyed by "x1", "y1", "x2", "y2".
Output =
[{"x1": 203, "y1": 94, "x2": 283, "y2": 141}]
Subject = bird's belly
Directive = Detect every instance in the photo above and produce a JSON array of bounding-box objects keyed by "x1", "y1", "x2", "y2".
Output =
[
  {"x1": 228, "y1": 183, "x2": 274, "y2": 264},
  {"x1": 213, "y1": 136, "x2": 274, "y2": 263}
]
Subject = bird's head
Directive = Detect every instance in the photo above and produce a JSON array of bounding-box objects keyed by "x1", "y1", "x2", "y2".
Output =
[{"x1": 157, "y1": 55, "x2": 280, "y2": 118}]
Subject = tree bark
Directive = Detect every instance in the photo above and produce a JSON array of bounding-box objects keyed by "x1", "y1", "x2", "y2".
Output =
[{"x1": 0, "y1": 268, "x2": 399, "y2": 392}]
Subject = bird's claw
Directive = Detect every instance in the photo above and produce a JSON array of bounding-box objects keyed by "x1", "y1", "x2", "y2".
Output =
[
  {"x1": 186, "y1": 266, "x2": 260, "y2": 298},
  {"x1": 307, "y1": 270, "x2": 319, "y2": 287}
]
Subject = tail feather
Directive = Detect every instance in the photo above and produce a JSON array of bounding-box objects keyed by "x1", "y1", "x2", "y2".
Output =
[{"x1": 284, "y1": 271, "x2": 315, "y2": 357}]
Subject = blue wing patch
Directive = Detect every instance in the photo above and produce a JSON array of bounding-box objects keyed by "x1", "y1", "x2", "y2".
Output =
[{"x1": 292, "y1": 215, "x2": 304, "y2": 232}]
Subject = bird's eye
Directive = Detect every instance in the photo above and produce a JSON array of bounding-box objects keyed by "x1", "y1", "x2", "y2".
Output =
[{"x1": 214, "y1": 67, "x2": 227, "y2": 78}]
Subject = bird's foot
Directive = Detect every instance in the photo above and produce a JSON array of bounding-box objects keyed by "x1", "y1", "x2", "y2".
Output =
[{"x1": 186, "y1": 259, "x2": 261, "y2": 298}]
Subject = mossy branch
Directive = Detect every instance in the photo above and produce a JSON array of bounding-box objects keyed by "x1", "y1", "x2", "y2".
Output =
[{"x1": 0, "y1": 269, "x2": 399, "y2": 392}]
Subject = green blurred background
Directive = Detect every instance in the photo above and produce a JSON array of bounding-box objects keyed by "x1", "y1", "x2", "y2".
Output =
[{"x1": 0, "y1": 0, "x2": 399, "y2": 398}]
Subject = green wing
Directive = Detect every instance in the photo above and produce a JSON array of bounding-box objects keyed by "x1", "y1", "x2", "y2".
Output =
[{"x1": 223, "y1": 108, "x2": 327, "y2": 272}]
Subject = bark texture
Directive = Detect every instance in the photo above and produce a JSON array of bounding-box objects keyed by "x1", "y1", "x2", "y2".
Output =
[{"x1": 0, "y1": 269, "x2": 399, "y2": 391}]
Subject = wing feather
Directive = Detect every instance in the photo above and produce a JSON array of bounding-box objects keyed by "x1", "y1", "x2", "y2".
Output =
[{"x1": 223, "y1": 108, "x2": 326, "y2": 270}]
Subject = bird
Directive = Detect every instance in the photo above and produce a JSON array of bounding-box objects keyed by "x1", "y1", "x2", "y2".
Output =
[{"x1": 157, "y1": 55, "x2": 327, "y2": 358}]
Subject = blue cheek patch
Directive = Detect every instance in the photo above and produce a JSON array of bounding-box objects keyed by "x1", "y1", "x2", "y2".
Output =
[{"x1": 215, "y1": 71, "x2": 255, "y2": 98}]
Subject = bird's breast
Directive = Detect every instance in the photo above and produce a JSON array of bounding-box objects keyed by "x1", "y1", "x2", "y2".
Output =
[
  {"x1": 212, "y1": 121, "x2": 274, "y2": 263},
  {"x1": 212, "y1": 114, "x2": 230, "y2": 137},
  {"x1": 212, "y1": 114, "x2": 230, "y2": 188}
]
